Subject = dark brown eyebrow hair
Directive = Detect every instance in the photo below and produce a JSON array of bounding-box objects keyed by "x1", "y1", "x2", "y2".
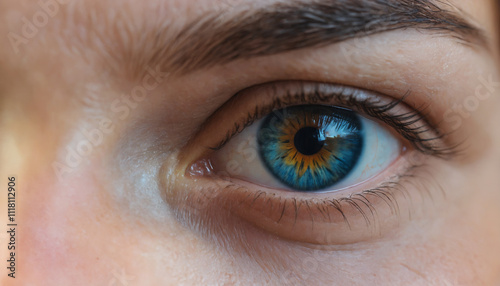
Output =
[{"x1": 147, "y1": 0, "x2": 487, "y2": 75}]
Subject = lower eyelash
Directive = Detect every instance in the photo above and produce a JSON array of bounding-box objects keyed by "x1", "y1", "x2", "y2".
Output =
[
  {"x1": 176, "y1": 151, "x2": 446, "y2": 247},
  {"x1": 196, "y1": 160, "x2": 442, "y2": 241}
]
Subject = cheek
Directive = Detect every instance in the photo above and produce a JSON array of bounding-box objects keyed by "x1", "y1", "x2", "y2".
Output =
[
  {"x1": 18, "y1": 165, "x2": 239, "y2": 285},
  {"x1": 19, "y1": 167, "x2": 137, "y2": 284},
  {"x1": 407, "y1": 156, "x2": 500, "y2": 284}
]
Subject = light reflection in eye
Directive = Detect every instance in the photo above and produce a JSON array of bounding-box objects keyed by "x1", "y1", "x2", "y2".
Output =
[
  {"x1": 210, "y1": 104, "x2": 401, "y2": 192},
  {"x1": 258, "y1": 105, "x2": 363, "y2": 191}
]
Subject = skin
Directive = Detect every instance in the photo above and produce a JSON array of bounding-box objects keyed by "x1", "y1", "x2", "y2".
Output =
[{"x1": 1, "y1": 0, "x2": 500, "y2": 285}]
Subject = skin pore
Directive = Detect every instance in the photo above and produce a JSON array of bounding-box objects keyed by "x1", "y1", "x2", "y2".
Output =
[{"x1": 1, "y1": 0, "x2": 500, "y2": 285}]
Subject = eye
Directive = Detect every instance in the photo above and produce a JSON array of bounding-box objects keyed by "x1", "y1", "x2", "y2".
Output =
[
  {"x1": 183, "y1": 82, "x2": 452, "y2": 245},
  {"x1": 210, "y1": 104, "x2": 401, "y2": 192}
]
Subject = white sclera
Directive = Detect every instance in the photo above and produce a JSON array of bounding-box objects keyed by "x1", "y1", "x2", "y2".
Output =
[{"x1": 212, "y1": 113, "x2": 401, "y2": 192}]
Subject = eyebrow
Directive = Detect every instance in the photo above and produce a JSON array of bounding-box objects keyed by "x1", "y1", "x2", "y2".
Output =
[{"x1": 146, "y1": 0, "x2": 486, "y2": 75}]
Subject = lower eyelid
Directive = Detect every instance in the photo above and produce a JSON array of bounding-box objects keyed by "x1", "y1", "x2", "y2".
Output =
[{"x1": 183, "y1": 154, "x2": 441, "y2": 245}]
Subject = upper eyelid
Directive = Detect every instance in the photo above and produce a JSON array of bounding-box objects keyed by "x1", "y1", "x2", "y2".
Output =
[{"x1": 204, "y1": 82, "x2": 455, "y2": 158}]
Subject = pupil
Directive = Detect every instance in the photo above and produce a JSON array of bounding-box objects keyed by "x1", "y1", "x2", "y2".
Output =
[{"x1": 294, "y1": 127, "x2": 324, "y2": 156}]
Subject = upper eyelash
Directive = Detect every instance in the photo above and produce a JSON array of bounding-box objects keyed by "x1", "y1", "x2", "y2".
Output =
[{"x1": 209, "y1": 83, "x2": 458, "y2": 158}]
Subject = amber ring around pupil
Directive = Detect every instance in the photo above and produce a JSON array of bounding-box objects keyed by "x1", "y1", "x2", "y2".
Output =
[{"x1": 257, "y1": 105, "x2": 364, "y2": 191}]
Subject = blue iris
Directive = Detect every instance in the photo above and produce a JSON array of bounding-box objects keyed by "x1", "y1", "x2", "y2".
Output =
[{"x1": 257, "y1": 105, "x2": 364, "y2": 191}]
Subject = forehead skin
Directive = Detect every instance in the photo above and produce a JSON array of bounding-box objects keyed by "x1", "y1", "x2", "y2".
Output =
[{"x1": 1, "y1": 0, "x2": 500, "y2": 285}]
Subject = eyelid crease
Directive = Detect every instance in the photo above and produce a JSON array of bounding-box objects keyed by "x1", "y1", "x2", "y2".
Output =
[{"x1": 207, "y1": 82, "x2": 457, "y2": 159}]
